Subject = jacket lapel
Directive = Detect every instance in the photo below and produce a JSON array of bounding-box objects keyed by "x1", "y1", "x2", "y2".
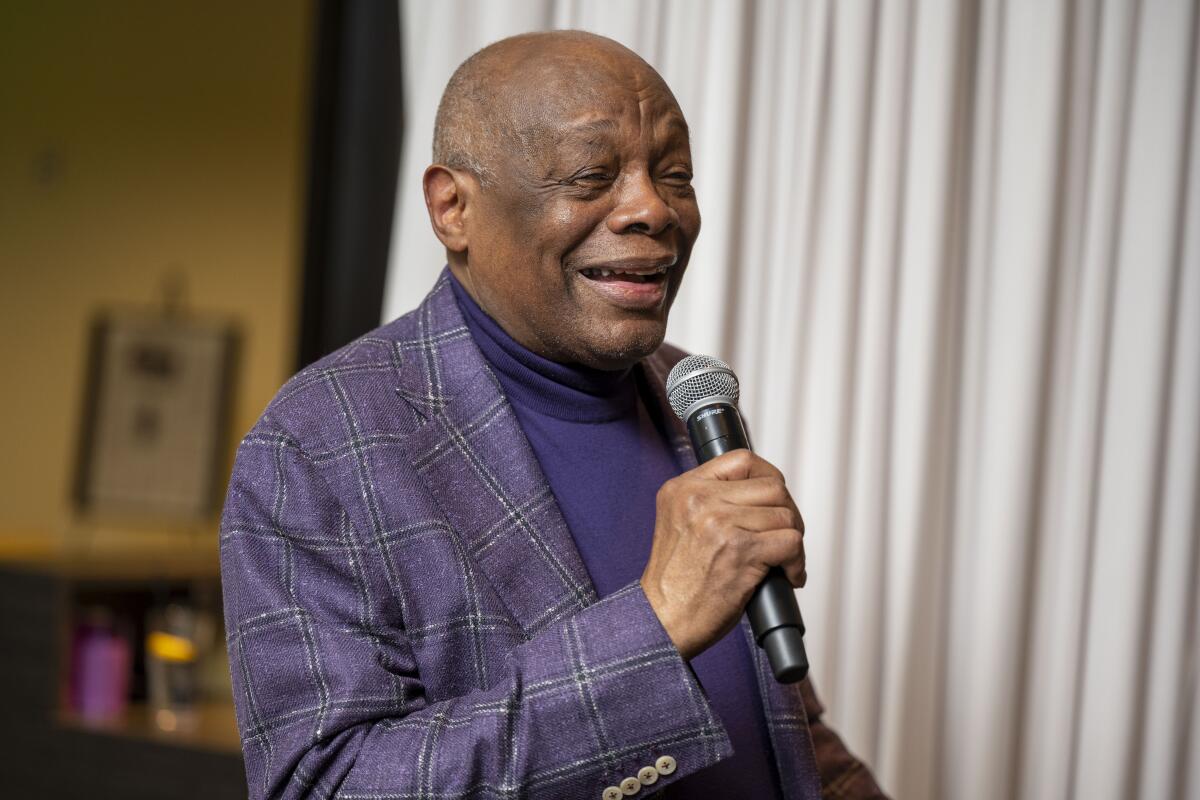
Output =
[
  {"x1": 638, "y1": 350, "x2": 698, "y2": 470},
  {"x1": 396, "y1": 274, "x2": 598, "y2": 639}
]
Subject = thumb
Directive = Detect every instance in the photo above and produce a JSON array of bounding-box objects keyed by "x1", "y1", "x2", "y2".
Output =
[{"x1": 694, "y1": 448, "x2": 756, "y2": 481}]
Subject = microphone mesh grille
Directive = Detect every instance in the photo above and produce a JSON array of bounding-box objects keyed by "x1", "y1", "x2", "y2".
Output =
[{"x1": 665, "y1": 355, "x2": 740, "y2": 421}]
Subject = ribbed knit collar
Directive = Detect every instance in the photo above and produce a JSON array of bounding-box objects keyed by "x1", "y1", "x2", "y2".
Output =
[{"x1": 449, "y1": 269, "x2": 637, "y2": 423}]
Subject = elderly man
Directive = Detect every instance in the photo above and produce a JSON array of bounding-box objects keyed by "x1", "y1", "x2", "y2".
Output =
[{"x1": 220, "y1": 31, "x2": 885, "y2": 800}]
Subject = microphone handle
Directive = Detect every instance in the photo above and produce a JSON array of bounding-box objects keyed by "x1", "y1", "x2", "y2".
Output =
[{"x1": 687, "y1": 403, "x2": 809, "y2": 684}]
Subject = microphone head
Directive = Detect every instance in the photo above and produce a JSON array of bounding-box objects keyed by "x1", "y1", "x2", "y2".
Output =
[{"x1": 665, "y1": 354, "x2": 740, "y2": 422}]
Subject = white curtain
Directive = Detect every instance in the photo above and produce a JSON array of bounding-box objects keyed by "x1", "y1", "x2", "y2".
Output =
[{"x1": 383, "y1": 2, "x2": 1200, "y2": 798}]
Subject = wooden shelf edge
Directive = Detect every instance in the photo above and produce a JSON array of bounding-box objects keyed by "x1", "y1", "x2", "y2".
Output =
[{"x1": 56, "y1": 701, "x2": 242, "y2": 755}]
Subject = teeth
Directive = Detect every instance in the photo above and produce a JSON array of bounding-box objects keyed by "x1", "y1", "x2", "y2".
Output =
[{"x1": 582, "y1": 266, "x2": 669, "y2": 279}]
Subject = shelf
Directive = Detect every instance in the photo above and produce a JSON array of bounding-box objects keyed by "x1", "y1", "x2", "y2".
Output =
[
  {"x1": 0, "y1": 534, "x2": 220, "y2": 582},
  {"x1": 58, "y1": 701, "x2": 241, "y2": 754}
]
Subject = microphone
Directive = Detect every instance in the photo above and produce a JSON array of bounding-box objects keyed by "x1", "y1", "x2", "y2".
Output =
[{"x1": 665, "y1": 355, "x2": 809, "y2": 684}]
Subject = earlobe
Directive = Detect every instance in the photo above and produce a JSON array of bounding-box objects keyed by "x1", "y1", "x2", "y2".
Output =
[{"x1": 422, "y1": 165, "x2": 470, "y2": 253}]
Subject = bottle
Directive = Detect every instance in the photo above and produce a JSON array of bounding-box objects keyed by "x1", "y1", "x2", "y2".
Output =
[
  {"x1": 70, "y1": 606, "x2": 132, "y2": 722},
  {"x1": 145, "y1": 602, "x2": 200, "y2": 732}
]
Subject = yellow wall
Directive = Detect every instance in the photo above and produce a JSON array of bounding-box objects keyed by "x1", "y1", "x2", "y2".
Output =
[{"x1": 0, "y1": 2, "x2": 313, "y2": 539}]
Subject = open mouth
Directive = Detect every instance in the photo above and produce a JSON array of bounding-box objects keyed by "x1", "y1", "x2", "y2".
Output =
[
  {"x1": 575, "y1": 263, "x2": 673, "y2": 310},
  {"x1": 579, "y1": 266, "x2": 670, "y2": 284}
]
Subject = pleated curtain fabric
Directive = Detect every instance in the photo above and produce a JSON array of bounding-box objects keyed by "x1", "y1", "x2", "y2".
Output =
[{"x1": 383, "y1": 2, "x2": 1200, "y2": 798}]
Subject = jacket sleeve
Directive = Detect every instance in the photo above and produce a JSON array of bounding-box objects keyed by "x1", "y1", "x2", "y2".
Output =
[
  {"x1": 219, "y1": 425, "x2": 732, "y2": 800},
  {"x1": 799, "y1": 680, "x2": 890, "y2": 799}
]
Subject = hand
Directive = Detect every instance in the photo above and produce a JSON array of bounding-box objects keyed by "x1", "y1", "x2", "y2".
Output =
[{"x1": 640, "y1": 449, "x2": 806, "y2": 661}]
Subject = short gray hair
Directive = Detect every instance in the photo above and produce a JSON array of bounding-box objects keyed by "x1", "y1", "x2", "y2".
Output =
[{"x1": 431, "y1": 44, "x2": 511, "y2": 186}]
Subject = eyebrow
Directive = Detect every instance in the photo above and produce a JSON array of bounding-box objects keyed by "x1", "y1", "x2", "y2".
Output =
[{"x1": 559, "y1": 117, "x2": 621, "y2": 146}]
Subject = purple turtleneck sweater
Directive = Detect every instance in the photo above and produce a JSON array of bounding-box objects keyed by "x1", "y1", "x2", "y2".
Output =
[{"x1": 450, "y1": 272, "x2": 782, "y2": 799}]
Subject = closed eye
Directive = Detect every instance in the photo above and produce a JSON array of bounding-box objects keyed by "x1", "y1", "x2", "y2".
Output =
[
  {"x1": 660, "y1": 170, "x2": 694, "y2": 188},
  {"x1": 574, "y1": 171, "x2": 614, "y2": 183}
]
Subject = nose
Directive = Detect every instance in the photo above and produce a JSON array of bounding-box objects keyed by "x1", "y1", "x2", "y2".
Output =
[{"x1": 606, "y1": 171, "x2": 678, "y2": 236}]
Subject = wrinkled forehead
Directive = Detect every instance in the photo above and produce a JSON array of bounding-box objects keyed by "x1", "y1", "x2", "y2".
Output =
[{"x1": 503, "y1": 54, "x2": 689, "y2": 156}]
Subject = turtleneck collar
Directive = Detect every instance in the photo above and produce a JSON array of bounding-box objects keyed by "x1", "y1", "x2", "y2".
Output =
[{"x1": 448, "y1": 269, "x2": 637, "y2": 423}]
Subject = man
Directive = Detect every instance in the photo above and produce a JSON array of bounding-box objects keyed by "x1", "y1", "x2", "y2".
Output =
[{"x1": 220, "y1": 31, "x2": 885, "y2": 800}]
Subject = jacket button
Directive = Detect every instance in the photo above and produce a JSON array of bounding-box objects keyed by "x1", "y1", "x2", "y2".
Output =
[
  {"x1": 638, "y1": 766, "x2": 659, "y2": 785},
  {"x1": 602, "y1": 787, "x2": 622, "y2": 800},
  {"x1": 655, "y1": 755, "x2": 677, "y2": 775},
  {"x1": 620, "y1": 776, "x2": 641, "y2": 795}
]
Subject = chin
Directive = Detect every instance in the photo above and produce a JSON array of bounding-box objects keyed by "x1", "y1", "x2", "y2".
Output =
[{"x1": 578, "y1": 323, "x2": 667, "y2": 370}]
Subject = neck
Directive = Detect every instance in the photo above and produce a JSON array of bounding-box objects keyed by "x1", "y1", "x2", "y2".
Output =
[{"x1": 448, "y1": 269, "x2": 636, "y2": 422}]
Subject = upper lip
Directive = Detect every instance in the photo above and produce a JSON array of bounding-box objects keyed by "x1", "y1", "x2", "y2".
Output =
[{"x1": 578, "y1": 255, "x2": 678, "y2": 275}]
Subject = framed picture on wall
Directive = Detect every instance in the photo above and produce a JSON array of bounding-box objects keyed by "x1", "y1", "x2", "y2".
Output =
[{"x1": 74, "y1": 311, "x2": 239, "y2": 521}]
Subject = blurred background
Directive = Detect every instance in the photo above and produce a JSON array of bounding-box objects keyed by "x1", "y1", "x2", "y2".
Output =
[{"x1": 1, "y1": 1, "x2": 1196, "y2": 799}]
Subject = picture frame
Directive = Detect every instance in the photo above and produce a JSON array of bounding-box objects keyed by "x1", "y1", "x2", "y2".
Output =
[{"x1": 74, "y1": 311, "x2": 238, "y2": 522}]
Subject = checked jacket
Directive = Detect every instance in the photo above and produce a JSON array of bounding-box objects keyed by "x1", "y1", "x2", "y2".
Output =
[{"x1": 220, "y1": 269, "x2": 885, "y2": 800}]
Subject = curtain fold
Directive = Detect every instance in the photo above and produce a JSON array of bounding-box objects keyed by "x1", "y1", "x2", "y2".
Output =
[{"x1": 384, "y1": 2, "x2": 1200, "y2": 797}]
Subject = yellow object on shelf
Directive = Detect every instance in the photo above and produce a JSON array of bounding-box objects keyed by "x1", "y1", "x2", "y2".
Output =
[{"x1": 147, "y1": 630, "x2": 198, "y2": 663}]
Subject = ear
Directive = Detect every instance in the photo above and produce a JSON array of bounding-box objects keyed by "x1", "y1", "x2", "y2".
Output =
[{"x1": 423, "y1": 165, "x2": 474, "y2": 253}]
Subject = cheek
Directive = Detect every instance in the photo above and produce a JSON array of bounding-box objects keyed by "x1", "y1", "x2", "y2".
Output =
[
  {"x1": 535, "y1": 203, "x2": 609, "y2": 272},
  {"x1": 550, "y1": 200, "x2": 606, "y2": 247},
  {"x1": 504, "y1": 191, "x2": 593, "y2": 253},
  {"x1": 677, "y1": 198, "x2": 701, "y2": 241},
  {"x1": 551, "y1": 202, "x2": 578, "y2": 229}
]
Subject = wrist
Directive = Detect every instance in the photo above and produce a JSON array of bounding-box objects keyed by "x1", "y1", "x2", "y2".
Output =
[{"x1": 640, "y1": 579, "x2": 701, "y2": 661}]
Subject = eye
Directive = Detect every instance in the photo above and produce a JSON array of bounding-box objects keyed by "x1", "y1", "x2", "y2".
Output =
[
  {"x1": 572, "y1": 170, "x2": 614, "y2": 185},
  {"x1": 662, "y1": 169, "x2": 694, "y2": 184}
]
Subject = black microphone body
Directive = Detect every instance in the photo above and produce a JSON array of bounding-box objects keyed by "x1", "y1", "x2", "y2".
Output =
[{"x1": 686, "y1": 402, "x2": 809, "y2": 684}]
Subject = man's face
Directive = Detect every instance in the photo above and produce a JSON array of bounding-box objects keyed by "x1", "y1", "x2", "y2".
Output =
[{"x1": 456, "y1": 56, "x2": 700, "y2": 370}]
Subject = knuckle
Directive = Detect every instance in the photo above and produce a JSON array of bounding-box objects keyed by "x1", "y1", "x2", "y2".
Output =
[
  {"x1": 697, "y1": 507, "x2": 722, "y2": 536},
  {"x1": 775, "y1": 507, "x2": 795, "y2": 528},
  {"x1": 737, "y1": 524, "x2": 757, "y2": 545},
  {"x1": 763, "y1": 476, "x2": 788, "y2": 503},
  {"x1": 726, "y1": 449, "x2": 753, "y2": 470},
  {"x1": 709, "y1": 527, "x2": 736, "y2": 558},
  {"x1": 724, "y1": 527, "x2": 753, "y2": 555}
]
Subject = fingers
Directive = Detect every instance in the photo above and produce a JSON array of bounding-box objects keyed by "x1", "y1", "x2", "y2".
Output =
[
  {"x1": 691, "y1": 455, "x2": 801, "y2": 520},
  {"x1": 784, "y1": 561, "x2": 808, "y2": 588},
  {"x1": 718, "y1": 484, "x2": 805, "y2": 534},
  {"x1": 696, "y1": 449, "x2": 785, "y2": 482},
  {"x1": 681, "y1": 453, "x2": 806, "y2": 538},
  {"x1": 729, "y1": 504, "x2": 801, "y2": 533},
  {"x1": 698, "y1": 470, "x2": 806, "y2": 535},
  {"x1": 709, "y1": 476, "x2": 792, "y2": 508},
  {"x1": 752, "y1": 528, "x2": 807, "y2": 587}
]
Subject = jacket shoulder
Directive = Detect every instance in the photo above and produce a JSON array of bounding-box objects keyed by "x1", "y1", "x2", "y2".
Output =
[{"x1": 245, "y1": 307, "x2": 430, "y2": 451}]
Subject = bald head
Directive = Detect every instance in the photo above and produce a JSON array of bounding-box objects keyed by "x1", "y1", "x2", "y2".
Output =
[
  {"x1": 432, "y1": 31, "x2": 676, "y2": 186},
  {"x1": 422, "y1": 30, "x2": 699, "y2": 369}
]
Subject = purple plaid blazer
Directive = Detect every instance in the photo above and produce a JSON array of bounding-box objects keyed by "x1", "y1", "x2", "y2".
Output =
[{"x1": 220, "y1": 270, "x2": 885, "y2": 800}]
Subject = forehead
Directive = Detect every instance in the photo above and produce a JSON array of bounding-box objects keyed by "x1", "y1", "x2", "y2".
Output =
[{"x1": 509, "y1": 56, "x2": 689, "y2": 151}]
